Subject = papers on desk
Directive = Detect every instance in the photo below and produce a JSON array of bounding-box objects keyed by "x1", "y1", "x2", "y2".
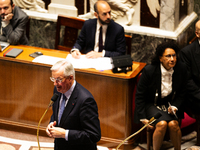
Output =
[
  {"x1": 32, "y1": 55, "x2": 65, "y2": 65},
  {"x1": 32, "y1": 54, "x2": 113, "y2": 70},
  {"x1": 66, "y1": 54, "x2": 113, "y2": 70}
]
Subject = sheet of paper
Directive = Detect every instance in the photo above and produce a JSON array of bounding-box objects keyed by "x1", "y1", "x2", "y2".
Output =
[
  {"x1": 32, "y1": 55, "x2": 65, "y2": 65},
  {"x1": 66, "y1": 54, "x2": 113, "y2": 70},
  {"x1": 32, "y1": 54, "x2": 113, "y2": 70}
]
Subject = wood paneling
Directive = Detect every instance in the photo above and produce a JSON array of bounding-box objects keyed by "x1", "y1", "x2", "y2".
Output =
[{"x1": 0, "y1": 59, "x2": 54, "y2": 126}]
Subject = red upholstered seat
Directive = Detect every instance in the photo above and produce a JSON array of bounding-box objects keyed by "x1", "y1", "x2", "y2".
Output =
[{"x1": 181, "y1": 112, "x2": 196, "y2": 129}]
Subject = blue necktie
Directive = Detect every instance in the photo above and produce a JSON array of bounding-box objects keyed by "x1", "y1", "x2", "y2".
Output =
[{"x1": 58, "y1": 94, "x2": 67, "y2": 125}]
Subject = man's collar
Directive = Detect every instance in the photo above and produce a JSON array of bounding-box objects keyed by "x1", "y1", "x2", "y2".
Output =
[{"x1": 63, "y1": 80, "x2": 76, "y2": 99}]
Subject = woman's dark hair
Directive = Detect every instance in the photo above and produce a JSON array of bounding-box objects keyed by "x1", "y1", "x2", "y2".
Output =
[{"x1": 151, "y1": 41, "x2": 180, "y2": 65}]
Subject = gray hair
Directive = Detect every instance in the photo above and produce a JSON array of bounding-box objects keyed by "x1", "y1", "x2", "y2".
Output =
[{"x1": 50, "y1": 60, "x2": 75, "y2": 79}]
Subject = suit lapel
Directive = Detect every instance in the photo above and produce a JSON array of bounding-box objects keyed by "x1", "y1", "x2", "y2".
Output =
[
  {"x1": 155, "y1": 65, "x2": 162, "y2": 97},
  {"x1": 192, "y1": 40, "x2": 200, "y2": 71},
  {"x1": 104, "y1": 20, "x2": 113, "y2": 48},
  {"x1": 172, "y1": 64, "x2": 179, "y2": 92},
  {"x1": 91, "y1": 19, "x2": 97, "y2": 49},
  {"x1": 10, "y1": 7, "x2": 18, "y2": 27}
]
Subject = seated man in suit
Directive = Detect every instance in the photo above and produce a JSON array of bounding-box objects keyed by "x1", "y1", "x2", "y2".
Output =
[
  {"x1": 0, "y1": 0, "x2": 29, "y2": 45},
  {"x1": 46, "y1": 60, "x2": 101, "y2": 150},
  {"x1": 71, "y1": 0, "x2": 126, "y2": 59},
  {"x1": 180, "y1": 20, "x2": 200, "y2": 114}
]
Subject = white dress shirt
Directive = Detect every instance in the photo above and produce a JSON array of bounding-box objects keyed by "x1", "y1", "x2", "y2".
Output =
[{"x1": 160, "y1": 63, "x2": 174, "y2": 98}]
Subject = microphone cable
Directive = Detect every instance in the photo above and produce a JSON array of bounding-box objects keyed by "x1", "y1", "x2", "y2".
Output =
[
  {"x1": 37, "y1": 105, "x2": 51, "y2": 150},
  {"x1": 116, "y1": 112, "x2": 162, "y2": 149},
  {"x1": 37, "y1": 93, "x2": 59, "y2": 150},
  {"x1": 116, "y1": 119, "x2": 156, "y2": 150}
]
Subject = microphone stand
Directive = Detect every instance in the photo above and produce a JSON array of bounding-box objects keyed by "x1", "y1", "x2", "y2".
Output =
[
  {"x1": 116, "y1": 119, "x2": 156, "y2": 150},
  {"x1": 37, "y1": 101, "x2": 54, "y2": 150}
]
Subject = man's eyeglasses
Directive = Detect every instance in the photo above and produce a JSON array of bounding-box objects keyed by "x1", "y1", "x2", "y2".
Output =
[
  {"x1": 164, "y1": 54, "x2": 176, "y2": 59},
  {"x1": 50, "y1": 77, "x2": 66, "y2": 83}
]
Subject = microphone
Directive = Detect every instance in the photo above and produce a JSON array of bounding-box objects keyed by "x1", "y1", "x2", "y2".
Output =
[
  {"x1": 48, "y1": 93, "x2": 59, "y2": 107},
  {"x1": 37, "y1": 93, "x2": 59, "y2": 150},
  {"x1": 116, "y1": 112, "x2": 162, "y2": 150}
]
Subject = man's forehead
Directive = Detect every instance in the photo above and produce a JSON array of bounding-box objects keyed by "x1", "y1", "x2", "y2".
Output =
[
  {"x1": 0, "y1": 0, "x2": 11, "y2": 6},
  {"x1": 100, "y1": 9, "x2": 111, "y2": 15},
  {"x1": 0, "y1": 3, "x2": 11, "y2": 7},
  {"x1": 98, "y1": 3, "x2": 110, "y2": 11},
  {"x1": 52, "y1": 70, "x2": 64, "y2": 77}
]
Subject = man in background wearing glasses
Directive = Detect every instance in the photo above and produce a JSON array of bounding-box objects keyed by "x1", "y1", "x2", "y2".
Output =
[{"x1": 46, "y1": 60, "x2": 101, "y2": 150}]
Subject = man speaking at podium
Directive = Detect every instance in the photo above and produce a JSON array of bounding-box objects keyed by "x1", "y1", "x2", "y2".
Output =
[
  {"x1": 46, "y1": 60, "x2": 101, "y2": 150},
  {"x1": 0, "y1": 0, "x2": 29, "y2": 45}
]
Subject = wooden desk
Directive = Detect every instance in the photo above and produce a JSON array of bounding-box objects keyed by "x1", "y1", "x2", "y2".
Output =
[{"x1": 0, "y1": 45, "x2": 146, "y2": 149}]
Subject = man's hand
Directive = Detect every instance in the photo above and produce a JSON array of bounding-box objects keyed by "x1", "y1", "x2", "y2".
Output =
[
  {"x1": 46, "y1": 121, "x2": 56, "y2": 138},
  {"x1": 71, "y1": 50, "x2": 81, "y2": 59},
  {"x1": 86, "y1": 51, "x2": 103, "y2": 58},
  {"x1": 48, "y1": 126, "x2": 66, "y2": 139},
  {"x1": 46, "y1": 121, "x2": 66, "y2": 138},
  {"x1": 2, "y1": 13, "x2": 13, "y2": 21}
]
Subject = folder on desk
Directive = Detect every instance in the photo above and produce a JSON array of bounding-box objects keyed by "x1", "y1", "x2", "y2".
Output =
[{"x1": 3, "y1": 48, "x2": 23, "y2": 58}]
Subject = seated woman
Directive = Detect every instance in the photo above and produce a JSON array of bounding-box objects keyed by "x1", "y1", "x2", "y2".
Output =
[{"x1": 134, "y1": 41, "x2": 187, "y2": 150}]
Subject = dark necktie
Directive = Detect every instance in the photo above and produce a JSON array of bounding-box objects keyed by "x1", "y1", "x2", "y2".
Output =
[
  {"x1": 98, "y1": 26, "x2": 103, "y2": 52},
  {"x1": 58, "y1": 94, "x2": 67, "y2": 125}
]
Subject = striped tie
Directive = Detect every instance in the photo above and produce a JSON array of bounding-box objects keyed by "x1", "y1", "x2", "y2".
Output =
[{"x1": 58, "y1": 94, "x2": 67, "y2": 125}]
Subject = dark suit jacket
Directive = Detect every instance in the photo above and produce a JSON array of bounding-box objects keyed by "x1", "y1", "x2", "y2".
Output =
[
  {"x1": 74, "y1": 18, "x2": 126, "y2": 57},
  {"x1": 0, "y1": 6, "x2": 29, "y2": 45},
  {"x1": 134, "y1": 61, "x2": 187, "y2": 123},
  {"x1": 180, "y1": 39, "x2": 200, "y2": 102},
  {"x1": 50, "y1": 82, "x2": 101, "y2": 150}
]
